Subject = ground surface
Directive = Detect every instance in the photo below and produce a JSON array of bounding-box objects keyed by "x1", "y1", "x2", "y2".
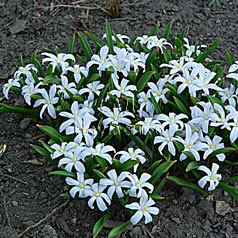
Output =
[{"x1": 0, "y1": 0, "x2": 238, "y2": 237}]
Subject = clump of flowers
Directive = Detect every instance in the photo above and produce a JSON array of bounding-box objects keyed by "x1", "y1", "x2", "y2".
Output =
[{"x1": 1, "y1": 21, "x2": 238, "y2": 237}]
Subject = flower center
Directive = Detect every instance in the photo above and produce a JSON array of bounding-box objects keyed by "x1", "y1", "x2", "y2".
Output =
[
  {"x1": 144, "y1": 97, "x2": 147, "y2": 101},
  {"x1": 187, "y1": 79, "x2": 191, "y2": 83},
  {"x1": 178, "y1": 63, "x2": 182, "y2": 68},
  {"x1": 171, "y1": 116, "x2": 174, "y2": 122},
  {"x1": 100, "y1": 58, "x2": 104, "y2": 62},
  {"x1": 83, "y1": 105, "x2": 87, "y2": 108},
  {"x1": 22, "y1": 67, "x2": 25, "y2": 71},
  {"x1": 75, "y1": 67, "x2": 78, "y2": 72},
  {"x1": 120, "y1": 87, "x2": 123, "y2": 91},
  {"x1": 74, "y1": 114, "x2": 77, "y2": 118},
  {"x1": 94, "y1": 191, "x2": 99, "y2": 196},
  {"x1": 221, "y1": 117, "x2": 224, "y2": 121},
  {"x1": 59, "y1": 148, "x2": 63, "y2": 152},
  {"x1": 143, "y1": 207, "x2": 147, "y2": 211},
  {"x1": 92, "y1": 86, "x2": 95, "y2": 90},
  {"x1": 228, "y1": 92, "x2": 231, "y2": 97},
  {"x1": 211, "y1": 175, "x2": 216, "y2": 179},
  {"x1": 72, "y1": 156, "x2": 75, "y2": 160},
  {"x1": 29, "y1": 89, "x2": 32, "y2": 93},
  {"x1": 136, "y1": 180, "x2": 140, "y2": 186},
  {"x1": 8, "y1": 83, "x2": 11, "y2": 86},
  {"x1": 157, "y1": 91, "x2": 161, "y2": 95},
  {"x1": 203, "y1": 81, "x2": 206, "y2": 85},
  {"x1": 145, "y1": 122, "x2": 149, "y2": 125},
  {"x1": 95, "y1": 150, "x2": 99, "y2": 154},
  {"x1": 166, "y1": 136, "x2": 169, "y2": 141},
  {"x1": 115, "y1": 181, "x2": 119, "y2": 185},
  {"x1": 79, "y1": 183, "x2": 83, "y2": 187},
  {"x1": 57, "y1": 55, "x2": 59, "y2": 61},
  {"x1": 117, "y1": 64, "x2": 120, "y2": 69},
  {"x1": 188, "y1": 143, "x2": 193, "y2": 147},
  {"x1": 113, "y1": 115, "x2": 117, "y2": 119},
  {"x1": 82, "y1": 127, "x2": 86, "y2": 132},
  {"x1": 45, "y1": 99, "x2": 50, "y2": 103},
  {"x1": 211, "y1": 143, "x2": 216, "y2": 149},
  {"x1": 193, "y1": 127, "x2": 197, "y2": 131},
  {"x1": 131, "y1": 152, "x2": 134, "y2": 156}
]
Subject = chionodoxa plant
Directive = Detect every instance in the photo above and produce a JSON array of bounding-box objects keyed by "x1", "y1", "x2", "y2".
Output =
[{"x1": 2, "y1": 20, "x2": 238, "y2": 237}]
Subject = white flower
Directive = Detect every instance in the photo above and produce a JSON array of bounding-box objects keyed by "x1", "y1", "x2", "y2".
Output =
[
  {"x1": 78, "y1": 100, "x2": 95, "y2": 116},
  {"x1": 193, "y1": 64, "x2": 221, "y2": 96},
  {"x1": 84, "y1": 183, "x2": 111, "y2": 211},
  {"x1": 57, "y1": 75, "x2": 78, "y2": 99},
  {"x1": 148, "y1": 80, "x2": 169, "y2": 104},
  {"x1": 226, "y1": 61, "x2": 238, "y2": 80},
  {"x1": 229, "y1": 117, "x2": 238, "y2": 143},
  {"x1": 219, "y1": 84, "x2": 237, "y2": 107},
  {"x1": 100, "y1": 169, "x2": 131, "y2": 199},
  {"x1": 41, "y1": 52, "x2": 75, "y2": 73},
  {"x1": 58, "y1": 146, "x2": 87, "y2": 173},
  {"x1": 109, "y1": 77, "x2": 137, "y2": 99},
  {"x1": 87, "y1": 143, "x2": 116, "y2": 164},
  {"x1": 33, "y1": 84, "x2": 59, "y2": 119},
  {"x1": 210, "y1": 103, "x2": 237, "y2": 130},
  {"x1": 66, "y1": 117, "x2": 97, "y2": 147},
  {"x1": 136, "y1": 35, "x2": 149, "y2": 45},
  {"x1": 108, "y1": 47, "x2": 131, "y2": 78},
  {"x1": 202, "y1": 135, "x2": 225, "y2": 161},
  {"x1": 21, "y1": 81, "x2": 43, "y2": 105},
  {"x1": 198, "y1": 163, "x2": 222, "y2": 191},
  {"x1": 136, "y1": 117, "x2": 161, "y2": 135},
  {"x1": 127, "y1": 173, "x2": 154, "y2": 198},
  {"x1": 174, "y1": 68, "x2": 198, "y2": 96},
  {"x1": 161, "y1": 57, "x2": 187, "y2": 75},
  {"x1": 103, "y1": 33, "x2": 130, "y2": 44},
  {"x1": 137, "y1": 91, "x2": 154, "y2": 113},
  {"x1": 66, "y1": 172, "x2": 94, "y2": 198},
  {"x1": 116, "y1": 148, "x2": 146, "y2": 172},
  {"x1": 177, "y1": 124, "x2": 208, "y2": 161},
  {"x1": 183, "y1": 38, "x2": 206, "y2": 57},
  {"x1": 147, "y1": 36, "x2": 173, "y2": 53},
  {"x1": 157, "y1": 112, "x2": 188, "y2": 130},
  {"x1": 2, "y1": 78, "x2": 21, "y2": 99},
  {"x1": 154, "y1": 124, "x2": 179, "y2": 156},
  {"x1": 99, "y1": 106, "x2": 134, "y2": 131},
  {"x1": 51, "y1": 142, "x2": 76, "y2": 159},
  {"x1": 127, "y1": 53, "x2": 146, "y2": 72},
  {"x1": 15, "y1": 64, "x2": 37, "y2": 78},
  {"x1": 67, "y1": 65, "x2": 89, "y2": 83},
  {"x1": 86, "y1": 45, "x2": 111, "y2": 75},
  {"x1": 78, "y1": 81, "x2": 105, "y2": 101},
  {"x1": 190, "y1": 102, "x2": 217, "y2": 133},
  {"x1": 125, "y1": 191, "x2": 159, "y2": 225}
]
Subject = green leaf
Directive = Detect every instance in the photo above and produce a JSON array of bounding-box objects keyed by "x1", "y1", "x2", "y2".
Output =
[
  {"x1": 69, "y1": 34, "x2": 75, "y2": 54},
  {"x1": 208, "y1": 147, "x2": 235, "y2": 158},
  {"x1": 39, "y1": 140, "x2": 55, "y2": 154},
  {"x1": 95, "y1": 84, "x2": 109, "y2": 108},
  {"x1": 86, "y1": 31, "x2": 102, "y2": 47},
  {"x1": 186, "y1": 161, "x2": 200, "y2": 172},
  {"x1": 150, "y1": 92, "x2": 162, "y2": 114},
  {"x1": 35, "y1": 59, "x2": 44, "y2": 77},
  {"x1": 150, "y1": 64, "x2": 160, "y2": 80},
  {"x1": 219, "y1": 182, "x2": 238, "y2": 201},
  {"x1": 50, "y1": 170, "x2": 76, "y2": 178},
  {"x1": 87, "y1": 73, "x2": 101, "y2": 83},
  {"x1": 174, "y1": 37, "x2": 182, "y2": 49},
  {"x1": 112, "y1": 30, "x2": 125, "y2": 48},
  {"x1": 173, "y1": 96, "x2": 190, "y2": 116},
  {"x1": 146, "y1": 50, "x2": 158, "y2": 69},
  {"x1": 93, "y1": 213, "x2": 111, "y2": 238},
  {"x1": 207, "y1": 95, "x2": 225, "y2": 110},
  {"x1": 30, "y1": 50, "x2": 38, "y2": 64},
  {"x1": 167, "y1": 176, "x2": 206, "y2": 195},
  {"x1": 150, "y1": 194, "x2": 164, "y2": 200},
  {"x1": 43, "y1": 75, "x2": 61, "y2": 85},
  {"x1": 150, "y1": 22, "x2": 160, "y2": 36},
  {"x1": 153, "y1": 172, "x2": 168, "y2": 194},
  {"x1": 37, "y1": 125, "x2": 63, "y2": 143},
  {"x1": 95, "y1": 156, "x2": 108, "y2": 168},
  {"x1": 163, "y1": 21, "x2": 173, "y2": 40},
  {"x1": 0, "y1": 103, "x2": 38, "y2": 116},
  {"x1": 105, "y1": 20, "x2": 114, "y2": 54},
  {"x1": 146, "y1": 160, "x2": 162, "y2": 173},
  {"x1": 73, "y1": 94, "x2": 84, "y2": 103},
  {"x1": 136, "y1": 71, "x2": 154, "y2": 92},
  {"x1": 93, "y1": 169, "x2": 107, "y2": 179},
  {"x1": 150, "y1": 161, "x2": 176, "y2": 184},
  {"x1": 225, "y1": 50, "x2": 234, "y2": 67},
  {"x1": 60, "y1": 193, "x2": 71, "y2": 198},
  {"x1": 108, "y1": 220, "x2": 131, "y2": 238},
  {"x1": 196, "y1": 38, "x2": 221, "y2": 63},
  {"x1": 76, "y1": 54, "x2": 87, "y2": 64},
  {"x1": 128, "y1": 36, "x2": 137, "y2": 47},
  {"x1": 179, "y1": 27, "x2": 188, "y2": 40},
  {"x1": 211, "y1": 66, "x2": 225, "y2": 84},
  {"x1": 162, "y1": 47, "x2": 172, "y2": 63},
  {"x1": 223, "y1": 176, "x2": 238, "y2": 184},
  {"x1": 78, "y1": 32, "x2": 93, "y2": 61},
  {"x1": 45, "y1": 64, "x2": 53, "y2": 76},
  {"x1": 119, "y1": 159, "x2": 139, "y2": 172},
  {"x1": 30, "y1": 144, "x2": 50, "y2": 159}
]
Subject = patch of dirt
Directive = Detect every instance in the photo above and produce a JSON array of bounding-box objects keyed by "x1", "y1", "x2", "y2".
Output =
[{"x1": 0, "y1": 0, "x2": 238, "y2": 237}]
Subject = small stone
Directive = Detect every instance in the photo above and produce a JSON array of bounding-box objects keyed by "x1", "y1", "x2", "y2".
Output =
[
  {"x1": 9, "y1": 19, "x2": 28, "y2": 34},
  {"x1": 193, "y1": 19, "x2": 201, "y2": 24},
  {"x1": 82, "y1": 223, "x2": 90, "y2": 228},
  {"x1": 20, "y1": 118, "x2": 31, "y2": 130},
  {"x1": 71, "y1": 218, "x2": 77, "y2": 226},
  {"x1": 216, "y1": 201, "x2": 234, "y2": 216},
  {"x1": 129, "y1": 226, "x2": 142, "y2": 238},
  {"x1": 42, "y1": 225, "x2": 57, "y2": 238},
  {"x1": 61, "y1": 32, "x2": 67, "y2": 37},
  {"x1": 172, "y1": 6, "x2": 179, "y2": 12},
  {"x1": 206, "y1": 194, "x2": 214, "y2": 201},
  {"x1": 216, "y1": 20, "x2": 221, "y2": 24},
  {"x1": 12, "y1": 201, "x2": 18, "y2": 207},
  {"x1": 171, "y1": 217, "x2": 181, "y2": 224},
  {"x1": 202, "y1": 220, "x2": 213, "y2": 232},
  {"x1": 180, "y1": 187, "x2": 196, "y2": 204}
]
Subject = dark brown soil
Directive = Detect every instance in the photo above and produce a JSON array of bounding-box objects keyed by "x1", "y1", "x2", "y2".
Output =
[{"x1": 0, "y1": 0, "x2": 238, "y2": 237}]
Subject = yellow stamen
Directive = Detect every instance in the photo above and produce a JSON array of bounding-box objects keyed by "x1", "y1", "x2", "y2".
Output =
[
  {"x1": 221, "y1": 117, "x2": 224, "y2": 121},
  {"x1": 171, "y1": 116, "x2": 174, "y2": 122},
  {"x1": 59, "y1": 148, "x2": 63, "y2": 152},
  {"x1": 203, "y1": 81, "x2": 206, "y2": 85},
  {"x1": 187, "y1": 79, "x2": 191, "y2": 83},
  {"x1": 228, "y1": 92, "x2": 231, "y2": 97},
  {"x1": 120, "y1": 87, "x2": 123, "y2": 91},
  {"x1": 92, "y1": 86, "x2": 95, "y2": 90},
  {"x1": 211, "y1": 144, "x2": 216, "y2": 149},
  {"x1": 157, "y1": 91, "x2": 161, "y2": 95},
  {"x1": 95, "y1": 150, "x2": 99, "y2": 154},
  {"x1": 94, "y1": 191, "x2": 98, "y2": 195},
  {"x1": 115, "y1": 181, "x2": 119, "y2": 185},
  {"x1": 117, "y1": 64, "x2": 120, "y2": 69},
  {"x1": 166, "y1": 136, "x2": 169, "y2": 140},
  {"x1": 22, "y1": 67, "x2": 25, "y2": 71},
  {"x1": 145, "y1": 122, "x2": 149, "y2": 125},
  {"x1": 57, "y1": 55, "x2": 59, "y2": 61},
  {"x1": 74, "y1": 114, "x2": 77, "y2": 118},
  {"x1": 137, "y1": 180, "x2": 140, "y2": 185},
  {"x1": 82, "y1": 127, "x2": 86, "y2": 131},
  {"x1": 46, "y1": 99, "x2": 49, "y2": 103},
  {"x1": 72, "y1": 156, "x2": 75, "y2": 160},
  {"x1": 113, "y1": 115, "x2": 117, "y2": 119},
  {"x1": 144, "y1": 97, "x2": 147, "y2": 100},
  {"x1": 211, "y1": 175, "x2": 216, "y2": 179},
  {"x1": 143, "y1": 207, "x2": 147, "y2": 211},
  {"x1": 79, "y1": 183, "x2": 83, "y2": 187},
  {"x1": 83, "y1": 105, "x2": 87, "y2": 108},
  {"x1": 204, "y1": 113, "x2": 208, "y2": 118},
  {"x1": 188, "y1": 143, "x2": 192, "y2": 147},
  {"x1": 131, "y1": 152, "x2": 134, "y2": 156},
  {"x1": 29, "y1": 89, "x2": 32, "y2": 93},
  {"x1": 100, "y1": 58, "x2": 104, "y2": 62},
  {"x1": 193, "y1": 127, "x2": 197, "y2": 131}
]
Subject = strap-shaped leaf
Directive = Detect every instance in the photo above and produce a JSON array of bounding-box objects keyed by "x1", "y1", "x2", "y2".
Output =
[
  {"x1": 30, "y1": 50, "x2": 38, "y2": 64},
  {"x1": 179, "y1": 26, "x2": 188, "y2": 40},
  {"x1": 146, "y1": 50, "x2": 158, "y2": 69},
  {"x1": 153, "y1": 172, "x2": 168, "y2": 194},
  {"x1": 35, "y1": 59, "x2": 44, "y2": 77},
  {"x1": 0, "y1": 103, "x2": 37, "y2": 116},
  {"x1": 150, "y1": 194, "x2": 164, "y2": 200},
  {"x1": 86, "y1": 31, "x2": 102, "y2": 47},
  {"x1": 150, "y1": 92, "x2": 162, "y2": 114},
  {"x1": 95, "y1": 156, "x2": 108, "y2": 168},
  {"x1": 68, "y1": 34, "x2": 75, "y2": 54},
  {"x1": 219, "y1": 182, "x2": 238, "y2": 201},
  {"x1": 225, "y1": 50, "x2": 234, "y2": 67},
  {"x1": 162, "y1": 47, "x2": 172, "y2": 63},
  {"x1": 93, "y1": 169, "x2": 107, "y2": 179},
  {"x1": 173, "y1": 96, "x2": 190, "y2": 116},
  {"x1": 146, "y1": 160, "x2": 162, "y2": 173},
  {"x1": 163, "y1": 21, "x2": 173, "y2": 40},
  {"x1": 50, "y1": 170, "x2": 76, "y2": 178},
  {"x1": 150, "y1": 22, "x2": 160, "y2": 36},
  {"x1": 105, "y1": 20, "x2": 114, "y2": 54},
  {"x1": 37, "y1": 124, "x2": 63, "y2": 142},
  {"x1": 108, "y1": 220, "x2": 131, "y2": 238},
  {"x1": 78, "y1": 32, "x2": 93, "y2": 61},
  {"x1": 93, "y1": 213, "x2": 111, "y2": 238},
  {"x1": 136, "y1": 71, "x2": 154, "y2": 92},
  {"x1": 95, "y1": 84, "x2": 109, "y2": 108},
  {"x1": 186, "y1": 161, "x2": 200, "y2": 172},
  {"x1": 167, "y1": 176, "x2": 206, "y2": 195},
  {"x1": 30, "y1": 144, "x2": 50, "y2": 159},
  {"x1": 19, "y1": 53, "x2": 24, "y2": 66},
  {"x1": 39, "y1": 140, "x2": 55, "y2": 154},
  {"x1": 43, "y1": 75, "x2": 61, "y2": 85}
]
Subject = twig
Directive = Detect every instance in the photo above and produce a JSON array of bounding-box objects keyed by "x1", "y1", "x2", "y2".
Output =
[
  {"x1": 109, "y1": 17, "x2": 135, "y2": 21},
  {"x1": 0, "y1": 4, "x2": 98, "y2": 31},
  {"x1": 2, "y1": 192, "x2": 11, "y2": 228},
  {"x1": 26, "y1": 133, "x2": 46, "y2": 142},
  {"x1": 143, "y1": 225, "x2": 153, "y2": 238},
  {"x1": 18, "y1": 200, "x2": 70, "y2": 237},
  {"x1": 72, "y1": 0, "x2": 89, "y2": 4},
  {"x1": 0, "y1": 172, "x2": 28, "y2": 185},
  {"x1": 95, "y1": 4, "x2": 112, "y2": 17}
]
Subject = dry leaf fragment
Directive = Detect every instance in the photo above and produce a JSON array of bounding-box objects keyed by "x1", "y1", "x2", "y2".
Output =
[
  {"x1": 26, "y1": 158, "x2": 45, "y2": 165},
  {"x1": 215, "y1": 200, "x2": 234, "y2": 216}
]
